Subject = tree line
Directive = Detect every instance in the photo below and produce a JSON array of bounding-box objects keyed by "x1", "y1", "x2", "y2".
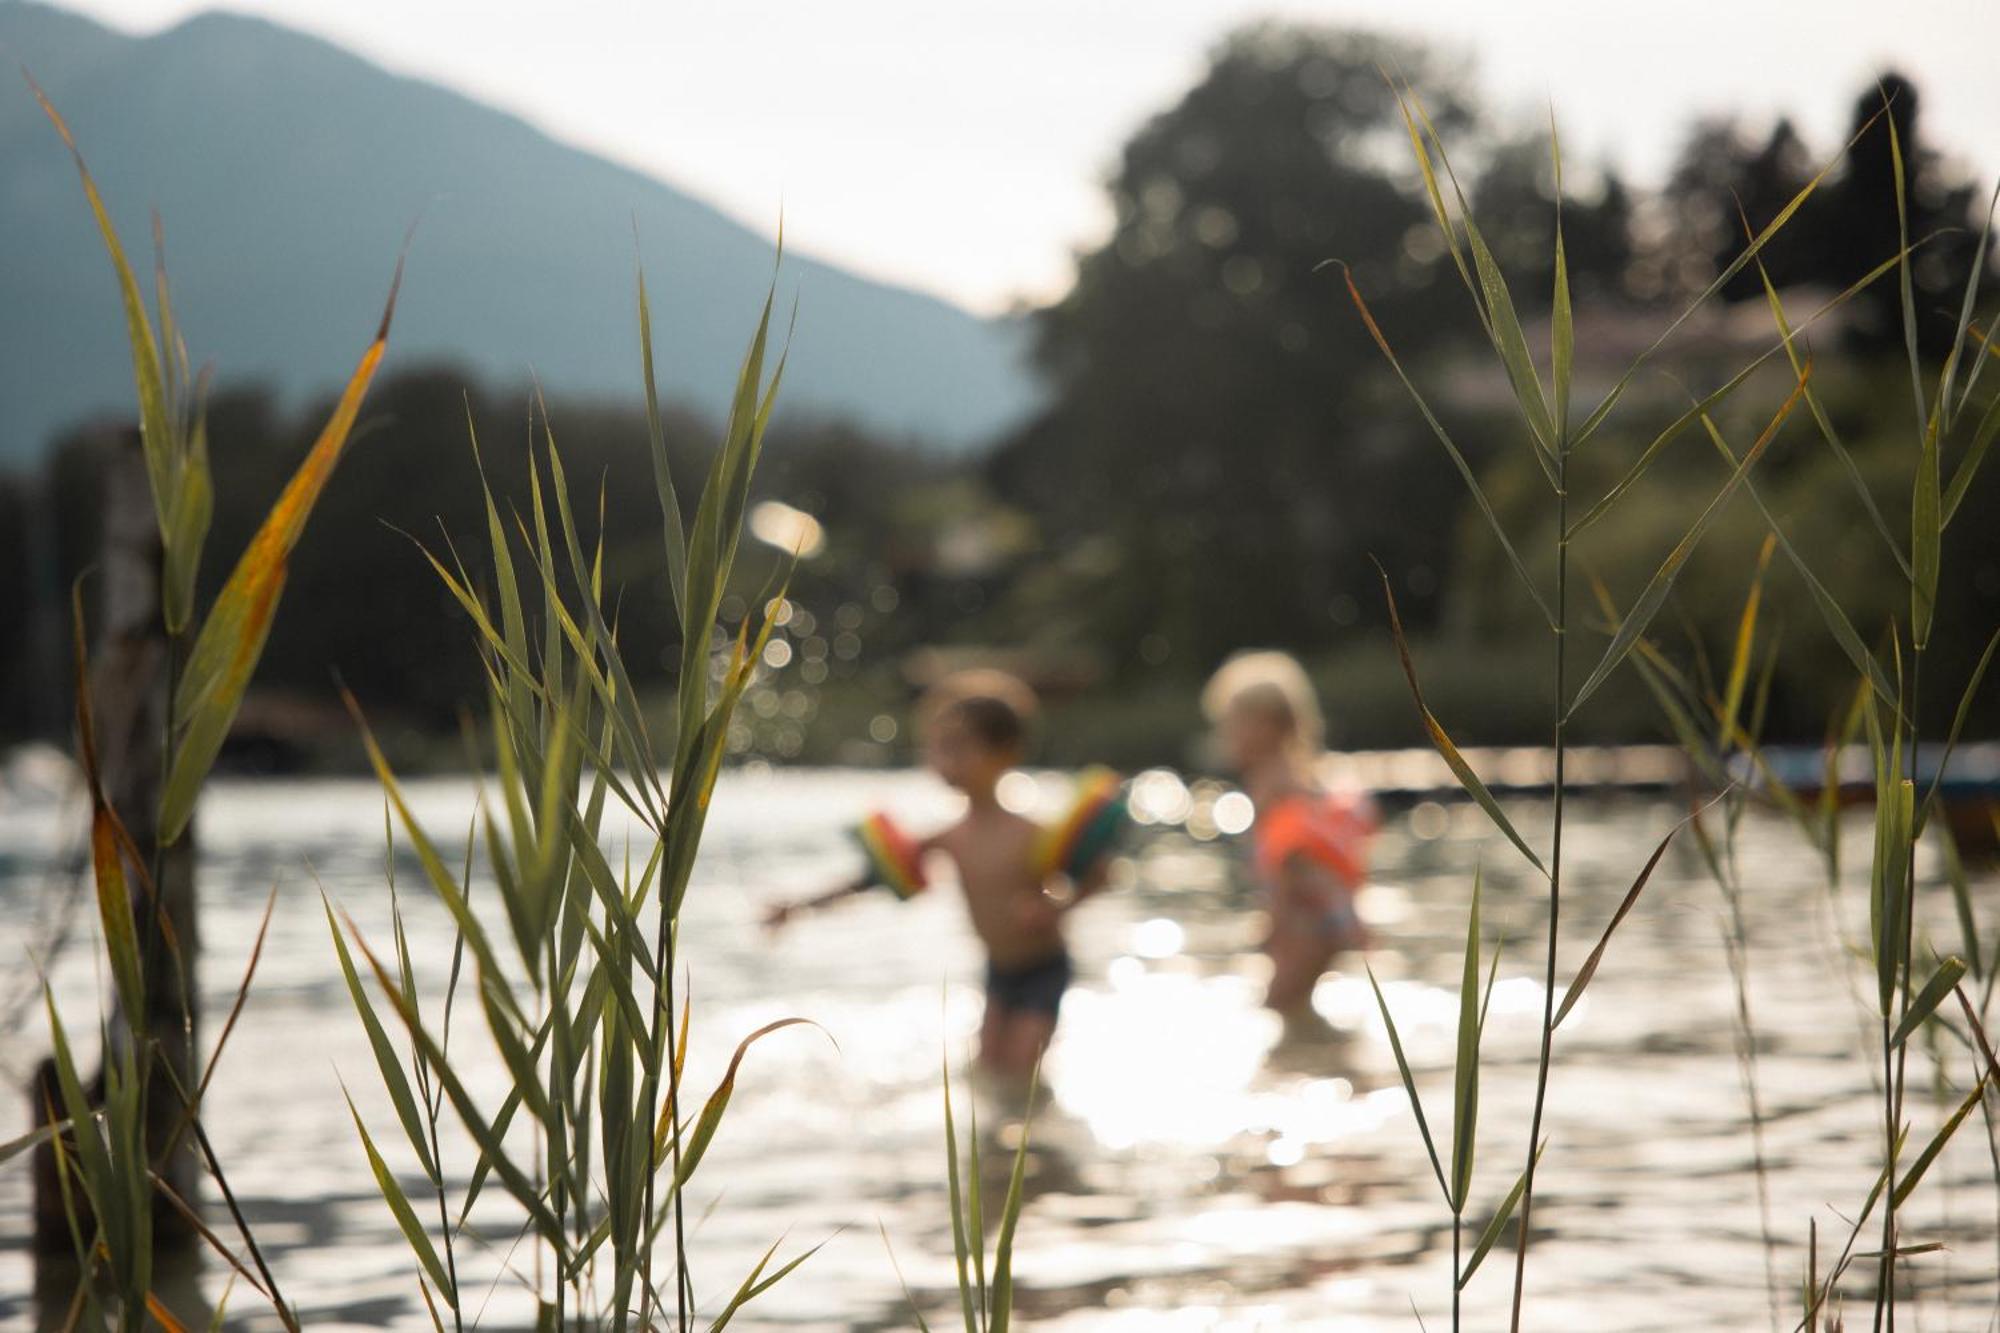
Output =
[{"x1": 2, "y1": 23, "x2": 1994, "y2": 766}]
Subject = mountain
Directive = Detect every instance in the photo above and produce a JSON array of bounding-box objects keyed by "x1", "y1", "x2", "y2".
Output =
[{"x1": 0, "y1": 3, "x2": 1038, "y2": 462}]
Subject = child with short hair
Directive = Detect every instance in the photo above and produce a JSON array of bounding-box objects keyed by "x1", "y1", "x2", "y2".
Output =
[
  {"x1": 765, "y1": 669, "x2": 1108, "y2": 1075},
  {"x1": 1204, "y1": 651, "x2": 1375, "y2": 1014}
]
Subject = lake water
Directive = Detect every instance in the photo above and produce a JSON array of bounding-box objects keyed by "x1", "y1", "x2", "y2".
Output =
[{"x1": 2, "y1": 769, "x2": 1996, "y2": 1330}]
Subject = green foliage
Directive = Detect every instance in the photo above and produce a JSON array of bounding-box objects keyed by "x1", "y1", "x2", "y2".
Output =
[
  {"x1": 325, "y1": 261, "x2": 834, "y2": 1330},
  {"x1": 1357, "y1": 65, "x2": 2000, "y2": 1333}
]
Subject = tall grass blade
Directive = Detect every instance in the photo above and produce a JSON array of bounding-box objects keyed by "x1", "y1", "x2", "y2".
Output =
[
  {"x1": 675, "y1": 1019, "x2": 818, "y2": 1188},
  {"x1": 636, "y1": 265, "x2": 691, "y2": 627},
  {"x1": 1891, "y1": 1076, "x2": 1988, "y2": 1208},
  {"x1": 1366, "y1": 964, "x2": 1449, "y2": 1202},
  {"x1": 1748, "y1": 240, "x2": 1913, "y2": 579},
  {"x1": 880, "y1": 1222, "x2": 936, "y2": 1333},
  {"x1": 353, "y1": 938, "x2": 566, "y2": 1251},
  {"x1": 1344, "y1": 269, "x2": 1554, "y2": 627},
  {"x1": 1696, "y1": 417, "x2": 1902, "y2": 712},
  {"x1": 1942, "y1": 390, "x2": 2000, "y2": 526},
  {"x1": 1550, "y1": 124, "x2": 1573, "y2": 451},
  {"x1": 941, "y1": 1056, "x2": 980, "y2": 1333},
  {"x1": 1392, "y1": 85, "x2": 1558, "y2": 479},
  {"x1": 1459, "y1": 1144, "x2": 1544, "y2": 1289},
  {"x1": 1719, "y1": 537, "x2": 1776, "y2": 749},
  {"x1": 1888, "y1": 956, "x2": 1967, "y2": 1049},
  {"x1": 1380, "y1": 567, "x2": 1548, "y2": 876},
  {"x1": 0, "y1": 1121, "x2": 67, "y2": 1167},
  {"x1": 1553, "y1": 802, "x2": 1712, "y2": 1029},
  {"x1": 1451, "y1": 866, "x2": 1483, "y2": 1213},
  {"x1": 325, "y1": 900, "x2": 439, "y2": 1181},
  {"x1": 1567, "y1": 368, "x2": 1808, "y2": 718},
  {"x1": 965, "y1": 1081, "x2": 988, "y2": 1329},
  {"x1": 1572, "y1": 109, "x2": 1878, "y2": 448},
  {"x1": 1943, "y1": 182, "x2": 2000, "y2": 422},
  {"x1": 1912, "y1": 406, "x2": 1941, "y2": 650},
  {"x1": 342, "y1": 1089, "x2": 456, "y2": 1303},
  {"x1": 162, "y1": 269, "x2": 401, "y2": 843},
  {"x1": 27, "y1": 76, "x2": 173, "y2": 527},
  {"x1": 988, "y1": 1066, "x2": 1039, "y2": 1333},
  {"x1": 1886, "y1": 102, "x2": 1926, "y2": 430},
  {"x1": 1939, "y1": 825, "x2": 1982, "y2": 980},
  {"x1": 710, "y1": 1236, "x2": 829, "y2": 1331},
  {"x1": 1917, "y1": 625, "x2": 1999, "y2": 827},
  {"x1": 70, "y1": 599, "x2": 150, "y2": 1036}
]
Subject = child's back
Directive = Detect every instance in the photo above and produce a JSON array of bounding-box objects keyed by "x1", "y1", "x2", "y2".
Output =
[{"x1": 930, "y1": 803, "x2": 1061, "y2": 970}]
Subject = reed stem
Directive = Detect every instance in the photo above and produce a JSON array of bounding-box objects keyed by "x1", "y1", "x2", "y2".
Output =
[{"x1": 1509, "y1": 467, "x2": 1568, "y2": 1333}]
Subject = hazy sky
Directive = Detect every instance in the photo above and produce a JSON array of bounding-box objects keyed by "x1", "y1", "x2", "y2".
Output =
[{"x1": 53, "y1": 0, "x2": 2000, "y2": 315}]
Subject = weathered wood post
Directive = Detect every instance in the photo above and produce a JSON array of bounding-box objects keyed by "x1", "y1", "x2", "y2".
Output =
[{"x1": 31, "y1": 424, "x2": 201, "y2": 1260}]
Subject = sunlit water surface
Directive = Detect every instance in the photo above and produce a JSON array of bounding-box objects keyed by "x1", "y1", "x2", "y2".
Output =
[{"x1": 3, "y1": 770, "x2": 1997, "y2": 1330}]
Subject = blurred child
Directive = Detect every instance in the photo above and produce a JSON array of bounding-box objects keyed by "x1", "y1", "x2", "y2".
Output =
[
  {"x1": 1204, "y1": 651, "x2": 1376, "y2": 1014},
  {"x1": 764, "y1": 670, "x2": 1106, "y2": 1076}
]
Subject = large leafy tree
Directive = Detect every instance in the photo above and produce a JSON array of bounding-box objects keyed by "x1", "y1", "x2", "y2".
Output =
[{"x1": 990, "y1": 24, "x2": 1629, "y2": 676}]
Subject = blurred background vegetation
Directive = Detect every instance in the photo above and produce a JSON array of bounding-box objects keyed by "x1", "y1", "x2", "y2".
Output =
[{"x1": 2, "y1": 21, "x2": 1994, "y2": 772}]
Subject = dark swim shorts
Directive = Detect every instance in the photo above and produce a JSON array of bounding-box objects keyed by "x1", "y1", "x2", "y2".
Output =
[{"x1": 985, "y1": 949, "x2": 1073, "y2": 1017}]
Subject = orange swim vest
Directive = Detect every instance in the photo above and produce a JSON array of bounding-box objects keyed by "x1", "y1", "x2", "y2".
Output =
[{"x1": 1253, "y1": 789, "x2": 1375, "y2": 890}]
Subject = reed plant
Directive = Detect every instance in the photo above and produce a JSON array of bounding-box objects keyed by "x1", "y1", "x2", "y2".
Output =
[
  {"x1": 1350, "y1": 81, "x2": 2000, "y2": 1332},
  {"x1": 19, "y1": 58, "x2": 2000, "y2": 1333},
  {"x1": 21, "y1": 80, "x2": 1036, "y2": 1331},
  {"x1": 27, "y1": 78, "x2": 395, "y2": 1332}
]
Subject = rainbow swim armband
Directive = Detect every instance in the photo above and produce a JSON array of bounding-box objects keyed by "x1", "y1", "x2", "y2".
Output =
[
  {"x1": 852, "y1": 812, "x2": 929, "y2": 900},
  {"x1": 1032, "y1": 767, "x2": 1129, "y2": 882}
]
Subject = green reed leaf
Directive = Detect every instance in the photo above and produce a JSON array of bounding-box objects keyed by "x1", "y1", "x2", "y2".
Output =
[
  {"x1": 1571, "y1": 109, "x2": 1873, "y2": 450},
  {"x1": 1918, "y1": 625, "x2": 1999, "y2": 832},
  {"x1": 881, "y1": 1221, "x2": 937, "y2": 1333},
  {"x1": 710, "y1": 1235, "x2": 830, "y2": 1332},
  {"x1": 324, "y1": 900, "x2": 438, "y2": 1183},
  {"x1": 1939, "y1": 824, "x2": 1982, "y2": 981},
  {"x1": 347, "y1": 695, "x2": 515, "y2": 1018},
  {"x1": 1913, "y1": 407, "x2": 1941, "y2": 651},
  {"x1": 1696, "y1": 417, "x2": 1902, "y2": 714},
  {"x1": 353, "y1": 933, "x2": 567, "y2": 1253},
  {"x1": 0, "y1": 1120, "x2": 67, "y2": 1167},
  {"x1": 1344, "y1": 267, "x2": 1554, "y2": 629},
  {"x1": 676, "y1": 1019, "x2": 819, "y2": 1188},
  {"x1": 1870, "y1": 759, "x2": 1913, "y2": 1017},
  {"x1": 1889, "y1": 956, "x2": 1967, "y2": 1049},
  {"x1": 1366, "y1": 964, "x2": 1449, "y2": 1203},
  {"x1": 1393, "y1": 84, "x2": 1557, "y2": 481},
  {"x1": 1943, "y1": 389, "x2": 2000, "y2": 528},
  {"x1": 1717, "y1": 537, "x2": 1775, "y2": 751},
  {"x1": 342, "y1": 1089, "x2": 455, "y2": 1304},
  {"x1": 989, "y1": 1062, "x2": 1039, "y2": 1333},
  {"x1": 1380, "y1": 566, "x2": 1549, "y2": 876},
  {"x1": 1553, "y1": 801, "x2": 1712, "y2": 1029},
  {"x1": 965, "y1": 1075, "x2": 988, "y2": 1328},
  {"x1": 941, "y1": 1054, "x2": 980, "y2": 1333},
  {"x1": 163, "y1": 267, "x2": 400, "y2": 844},
  {"x1": 1451, "y1": 865, "x2": 1483, "y2": 1213},
  {"x1": 1567, "y1": 367, "x2": 1807, "y2": 718},
  {"x1": 1944, "y1": 182, "x2": 2000, "y2": 423},
  {"x1": 1887, "y1": 103, "x2": 1926, "y2": 432},
  {"x1": 1459, "y1": 1142, "x2": 1544, "y2": 1289},
  {"x1": 636, "y1": 263, "x2": 691, "y2": 629},
  {"x1": 1749, "y1": 250, "x2": 1913, "y2": 579},
  {"x1": 29, "y1": 77, "x2": 173, "y2": 529},
  {"x1": 1893, "y1": 1076, "x2": 1988, "y2": 1208}
]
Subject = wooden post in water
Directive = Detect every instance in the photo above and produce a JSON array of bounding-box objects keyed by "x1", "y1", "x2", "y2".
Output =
[{"x1": 31, "y1": 425, "x2": 200, "y2": 1261}]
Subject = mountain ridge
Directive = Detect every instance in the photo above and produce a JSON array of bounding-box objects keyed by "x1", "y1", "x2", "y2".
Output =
[{"x1": 0, "y1": 2, "x2": 1038, "y2": 461}]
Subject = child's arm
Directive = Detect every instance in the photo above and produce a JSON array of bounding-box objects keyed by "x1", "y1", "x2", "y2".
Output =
[{"x1": 762, "y1": 876, "x2": 869, "y2": 931}]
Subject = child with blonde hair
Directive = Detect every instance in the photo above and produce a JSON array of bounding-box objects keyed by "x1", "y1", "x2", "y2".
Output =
[{"x1": 1204, "y1": 651, "x2": 1375, "y2": 1014}]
